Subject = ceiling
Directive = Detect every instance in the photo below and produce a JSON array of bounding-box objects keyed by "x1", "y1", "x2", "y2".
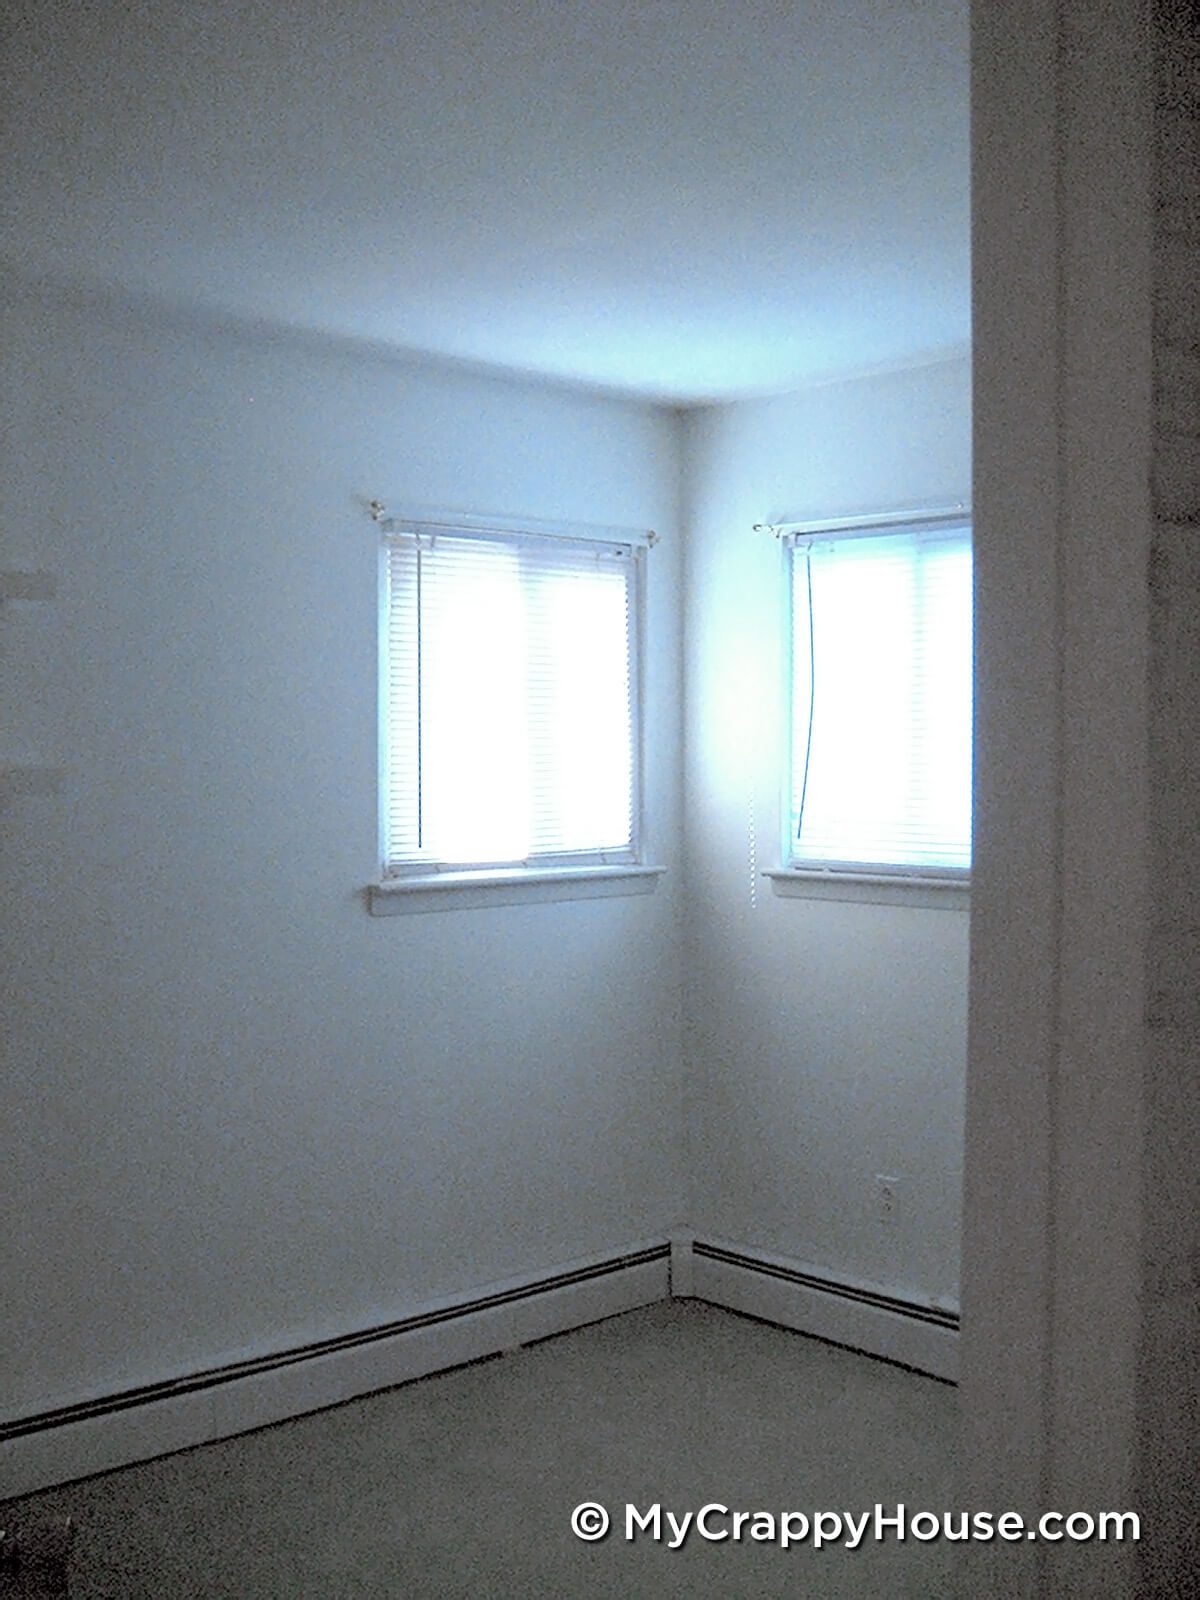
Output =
[{"x1": 2, "y1": 0, "x2": 970, "y2": 404}]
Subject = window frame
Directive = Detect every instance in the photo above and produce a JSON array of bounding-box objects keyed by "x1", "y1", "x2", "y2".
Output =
[
  {"x1": 777, "y1": 506, "x2": 974, "y2": 891},
  {"x1": 372, "y1": 510, "x2": 655, "y2": 903}
]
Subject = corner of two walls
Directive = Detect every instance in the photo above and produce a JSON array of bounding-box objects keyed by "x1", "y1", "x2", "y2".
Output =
[
  {"x1": 677, "y1": 361, "x2": 972, "y2": 1316},
  {"x1": 1, "y1": 274, "x2": 969, "y2": 1456}
]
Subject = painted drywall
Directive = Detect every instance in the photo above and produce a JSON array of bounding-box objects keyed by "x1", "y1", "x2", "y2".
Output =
[
  {"x1": 0, "y1": 277, "x2": 685, "y2": 1419},
  {"x1": 680, "y1": 359, "x2": 971, "y2": 1310}
]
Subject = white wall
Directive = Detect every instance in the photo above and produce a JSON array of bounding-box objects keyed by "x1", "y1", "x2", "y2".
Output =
[
  {"x1": 681, "y1": 359, "x2": 971, "y2": 1309},
  {"x1": 1, "y1": 276, "x2": 973, "y2": 1433},
  {"x1": 0, "y1": 277, "x2": 685, "y2": 1419}
]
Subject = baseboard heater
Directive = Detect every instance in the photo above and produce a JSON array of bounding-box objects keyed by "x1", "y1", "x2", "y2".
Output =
[
  {"x1": 688, "y1": 1238, "x2": 959, "y2": 1382},
  {"x1": 2, "y1": 1242, "x2": 671, "y2": 1497},
  {"x1": 3, "y1": 1235, "x2": 955, "y2": 1497},
  {"x1": 1, "y1": 1243, "x2": 670, "y2": 1447},
  {"x1": 693, "y1": 1240, "x2": 959, "y2": 1330}
]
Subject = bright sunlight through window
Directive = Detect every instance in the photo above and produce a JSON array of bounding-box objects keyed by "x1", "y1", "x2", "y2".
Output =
[
  {"x1": 788, "y1": 519, "x2": 972, "y2": 876},
  {"x1": 382, "y1": 526, "x2": 638, "y2": 875}
]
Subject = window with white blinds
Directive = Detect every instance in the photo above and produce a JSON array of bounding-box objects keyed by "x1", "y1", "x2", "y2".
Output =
[
  {"x1": 381, "y1": 526, "x2": 639, "y2": 875},
  {"x1": 788, "y1": 520, "x2": 973, "y2": 876}
]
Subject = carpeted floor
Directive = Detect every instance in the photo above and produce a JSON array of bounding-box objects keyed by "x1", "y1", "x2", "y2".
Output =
[{"x1": 1, "y1": 1300, "x2": 959, "y2": 1598}]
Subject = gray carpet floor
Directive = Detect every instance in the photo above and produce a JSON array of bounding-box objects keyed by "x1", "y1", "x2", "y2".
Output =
[{"x1": 2, "y1": 1300, "x2": 959, "y2": 1598}]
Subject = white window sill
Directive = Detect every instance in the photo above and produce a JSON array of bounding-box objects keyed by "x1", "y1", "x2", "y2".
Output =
[
  {"x1": 369, "y1": 863, "x2": 667, "y2": 916},
  {"x1": 764, "y1": 868, "x2": 970, "y2": 910}
]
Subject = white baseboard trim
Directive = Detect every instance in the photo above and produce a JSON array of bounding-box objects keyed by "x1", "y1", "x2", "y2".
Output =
[
  {"x1": 687, "y1": 1237, "x2": 959, "y2": 1383},
  {"x1": 0, "y1": 1241, "x2": 670, "y2": 1500}
]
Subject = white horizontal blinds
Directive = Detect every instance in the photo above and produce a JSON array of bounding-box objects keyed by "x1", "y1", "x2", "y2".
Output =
[
  {"x1": 419, "y1": 535, "x2": 530, "y2": 866},
  {"x1": 383, "y1": 529, "x2": 634, "y2": 872},
  {"x1": 383, "y1": 538, "x2": 422, "y2": 862},
  {"x1": 522, "y1": 546, "x2": 634, "y2": 857},
  {"x1": 790, "y1": 523, "x2": 972, "y2": 873}
]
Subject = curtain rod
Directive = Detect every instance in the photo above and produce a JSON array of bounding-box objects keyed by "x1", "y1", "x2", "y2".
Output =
[
  {"x1": 754, "y1": 502, "x2": 970, "y2": 539},
  {"x1": 368, "y1": 501, "x2": 658, "y2": 548}
]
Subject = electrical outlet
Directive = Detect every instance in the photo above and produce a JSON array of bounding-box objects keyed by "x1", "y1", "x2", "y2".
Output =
[{"x1": 875, "y1": 1174, "x2": 900, "y2": 1224}]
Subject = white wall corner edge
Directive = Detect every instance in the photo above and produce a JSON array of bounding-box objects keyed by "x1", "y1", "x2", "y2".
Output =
[
  {"x1": 669, "y1": 1232, "x2": 696, "y2": 1297},
  {"x1": 0, "y1": 1241, "x2": 671, "y2": 1502}
]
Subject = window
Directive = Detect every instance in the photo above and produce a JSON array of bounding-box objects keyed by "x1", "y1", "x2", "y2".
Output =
[
  {"x1": 786, "y1": 516, "x2": 972, "y2": 878},
  {"x1": 379, "y1": 519, "x2": 641, "y2": 880}
]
